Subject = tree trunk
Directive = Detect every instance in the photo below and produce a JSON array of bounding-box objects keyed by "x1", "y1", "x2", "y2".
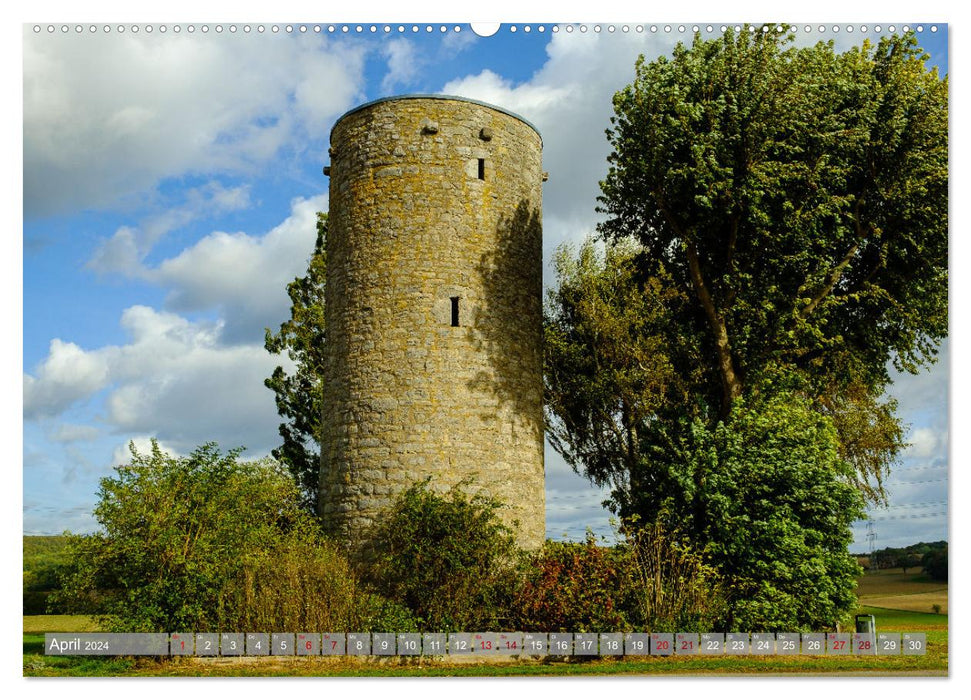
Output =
[{"x1": 685, "y1": 242, "x2": 742, "y2": 417}]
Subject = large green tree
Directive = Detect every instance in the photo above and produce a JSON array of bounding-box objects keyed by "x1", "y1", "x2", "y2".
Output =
[
  {"x1": 546, "y1": 29, "x2": 945, "y2": 629},
  {"x1": 599, "y1": 30, "x2": 946, "y2": 414},
  {"x1": 265, "y1": 213, "x2": 327, "y2": 509},
  {"x1": 583, "y1": 28, "x2": 945, "y2": 503},
  {"x1": 546, "y1": 245, "x2": 868, "y2": 628}
]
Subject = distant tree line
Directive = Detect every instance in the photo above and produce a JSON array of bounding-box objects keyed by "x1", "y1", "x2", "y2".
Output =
[
  {"x1": 23, "y1": 535, "x2": 72, "y2": 615},
  {"x1": 854, "y1": 541, "x2": 947, "y2": 580}
]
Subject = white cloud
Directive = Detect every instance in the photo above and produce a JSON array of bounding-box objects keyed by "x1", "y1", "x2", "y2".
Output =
[
  {"x1": 381, "y1": 38, "x2": 420, "y2": 94},
  {"x1": 443, "y1": 69, "x2": 570, "y2": 114},
  {"x1": 204, "y1": 182, "x2": 252, "y2": 212},
  {"x1": 440, "y1": 28, "x2": 478, "y2": 56},
  {"x1": 23, "y1": 339, "x2": 111, "y2": 419},
  {"x1": 24, "y1": 30, "x2": 365, "y2": 217},
  {"x1": 86, "y1": 226, "x2": 143, "y2": 276},
  {"x1": 24, "y1": 196, "x2": 319, "y2": 454},
  {"x1": 88, "y1": 181, "x2": 254, "y2": 277},
  {"x1": 906, "y1": 427, "x2": 945, "y2": 459},
  {"x1": 24, "y1": 305, "x2": 286, "y2": 455},
  {"x1": 84, "y1": 193, "x2": 324, "y2": 345},
  {"x1": 148, "y1": 194, "x2": 326, "y2": 342},
  {"x1": 105, "y1": 342, "x2": 281, "y2": 453}
]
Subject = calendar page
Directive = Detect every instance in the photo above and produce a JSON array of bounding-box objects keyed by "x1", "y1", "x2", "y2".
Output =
[{"x1": 21, "y1": 9, "x2": 949, "y2": 681}]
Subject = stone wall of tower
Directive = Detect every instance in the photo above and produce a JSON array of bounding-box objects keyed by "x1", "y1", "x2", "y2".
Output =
[{"x1": 319, "y1": 95, "x2": 545, "y2": 549}]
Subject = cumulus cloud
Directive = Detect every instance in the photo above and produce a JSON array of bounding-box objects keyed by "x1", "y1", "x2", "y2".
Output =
[
  {"x1": 906, "y1": 427, "x2": 945, "y2": 458},
  {"x1": 84, "y1": 193, "x2": 324, "y2": 345},
  {"x1": 110, "y1": 436, "x2": 183, "y2": 467},
  {"x1": 147, "y1": 194, "x2": 326, "y2": 343},
  {"x1": 24, "y1": 29, "x2": 364, "y2": 217},
  {"x1": 24, "y1": 339, "x2": 111, "y2": 419},
  {"x1": 24, "y1": 305, "x2": 286, "y2": 455},
  {"x1": 105, "y1": 340, "x2": 281, "y2": 452},
  {"x1": 24, "y1": 195, "x2": 319, "y2": 455},
  {"x1": 88, "y1": 181, "x2": 254, "y2": 276},
  {"x1": 381, "y1": 39, "x2": 421, "y2": 93}
]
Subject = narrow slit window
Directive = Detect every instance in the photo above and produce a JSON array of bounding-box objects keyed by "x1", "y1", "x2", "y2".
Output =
[
  {"x1": 450, "y1": 297, "x2": 460, "y2": 327},
  {"x1": 477, "y1": 158, "x2": 485, "y2": 180}
]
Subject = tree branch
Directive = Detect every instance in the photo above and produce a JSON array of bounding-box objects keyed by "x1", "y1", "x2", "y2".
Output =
[{"x1": 797, "y1": 242, "x2": 859, "y2": 321}]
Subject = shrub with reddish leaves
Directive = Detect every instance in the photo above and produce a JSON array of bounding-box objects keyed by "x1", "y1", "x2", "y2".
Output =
[{"x1": 510, "y1": 536, "x2": 631, "y2": 632}]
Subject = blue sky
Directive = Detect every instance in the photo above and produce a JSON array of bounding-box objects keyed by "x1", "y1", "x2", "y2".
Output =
[{"x1": 21, "y1": 21, "x2": 949, "y2": 550}]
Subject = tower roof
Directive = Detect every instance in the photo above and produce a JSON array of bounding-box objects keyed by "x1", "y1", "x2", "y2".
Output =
[{"x1": 330, "y1": 94, "x2": 542, "y2": 145}]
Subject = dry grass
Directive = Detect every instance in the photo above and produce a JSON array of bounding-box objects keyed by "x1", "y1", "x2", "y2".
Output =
[
  {"x1": 627, "y1": 524, "x2": 725, "y2": 630},
  {"x1": 23, "y1": 615, "x2": 100, "y2": 633},
  {"x1": 862, "y1": 591, "x2": 948, "y2": 614},
  {"x1": 216, "y1": 536, "x2": 376, "y2": 632},
  {"x1": 856, "y1": 568, "x2": 947, "y2": 615},
  {"x1": 856, "y1": 568, "x2": 945, "y2": 597}
]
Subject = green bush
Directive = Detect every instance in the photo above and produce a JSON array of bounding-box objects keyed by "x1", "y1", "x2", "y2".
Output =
[
  {"x1": 364, "y1": 480, "x2": 519, "y2": 632},
  {"x1": 51, "y1": 441, "x2": 385, "y2": 632},
  {"x1": 682, "y1": 393, "x2": 866, "y2": 631},
  {"x1": 354, "y1": 594, "x2": 420, "y2": 633}
]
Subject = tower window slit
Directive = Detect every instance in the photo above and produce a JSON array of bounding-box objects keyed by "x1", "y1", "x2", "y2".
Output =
[
  {"x1": 450, "y1": 297, "x2": 460, "y2": 327},
  {"x1": 477, "y1": 158, "x2": 485, "y2": 180}
]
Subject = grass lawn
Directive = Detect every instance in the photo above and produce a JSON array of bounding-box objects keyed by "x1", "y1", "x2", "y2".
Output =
[{"x1": 22, "y1": 655, "x2": 948, "y2": 677}]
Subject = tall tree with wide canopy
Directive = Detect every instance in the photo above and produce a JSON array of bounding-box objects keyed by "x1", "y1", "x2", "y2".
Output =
[{"x1": 583, "y1": 28, "x2": 947, "y2": 506}]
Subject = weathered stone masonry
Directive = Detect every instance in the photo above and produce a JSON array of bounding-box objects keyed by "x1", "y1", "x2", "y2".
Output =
[{"x1": 319, "y1": 95, "x2": 546, "y2": 549}]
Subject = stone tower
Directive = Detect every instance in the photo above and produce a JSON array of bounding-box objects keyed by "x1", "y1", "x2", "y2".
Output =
[{"x1": 319, "y1": 94, "x2": 545, "y2": 549}]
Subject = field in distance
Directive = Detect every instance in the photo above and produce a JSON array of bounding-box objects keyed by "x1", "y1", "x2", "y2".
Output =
[{"x1": 856, "y1": 568, "x2": 948, "y2": 615}]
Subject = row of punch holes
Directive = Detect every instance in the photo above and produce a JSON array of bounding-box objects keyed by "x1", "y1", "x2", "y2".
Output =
[{"x1": 33, "y1": 24, "x2": 940, "y2": 36}]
